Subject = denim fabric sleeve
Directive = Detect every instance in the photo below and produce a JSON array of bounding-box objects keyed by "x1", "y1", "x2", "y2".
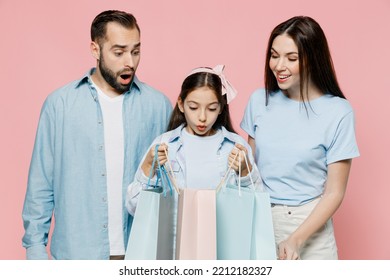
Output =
[
  {"x1": 22, "y1": 99, "x2": 55, "y2": 260},
  {"x1": 26, "y1": 245, "x2": 49, "y2": 260},
  {"x1": 233, "y1": 133, "x2": 264, "y2": 190},
  {"x1": 126, "y1": 171, "x2": 160, "y2": 216},
  {"x1": 125, "y1": 135, "x2": 165, "y2": 215},
  {"x1": 125, "y1": 180, "x2": 142, "y2": 216},
  {"x1": 239, "y1": 164, "x2": 264, "y2": 191}
]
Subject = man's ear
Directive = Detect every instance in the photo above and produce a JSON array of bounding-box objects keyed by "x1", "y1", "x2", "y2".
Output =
[
  {"x1": 90, "y1": 41, "x2": 100, "y2": 60},
  {"x1": 178, "y1": 97, "x2": 184, "y2": 113}
]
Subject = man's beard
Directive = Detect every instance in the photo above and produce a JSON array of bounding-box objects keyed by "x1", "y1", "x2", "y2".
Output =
[{"x1": 99, "y1": 55, "x2": 132, "y2": 93}]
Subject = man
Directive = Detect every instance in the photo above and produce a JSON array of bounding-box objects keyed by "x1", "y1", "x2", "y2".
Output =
[{"x1": 22, "y1": 10, "x2": 172, "y2": 259}]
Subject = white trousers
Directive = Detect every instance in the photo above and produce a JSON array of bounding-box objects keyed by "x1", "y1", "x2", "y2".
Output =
[{"x1": 271, "y1": 197, "x2": 338, "y2": 260}]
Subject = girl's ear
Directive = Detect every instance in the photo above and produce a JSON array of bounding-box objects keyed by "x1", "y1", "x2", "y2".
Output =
[{"x1": 178, "y1": 97, "x2": 184, "y2": 113}]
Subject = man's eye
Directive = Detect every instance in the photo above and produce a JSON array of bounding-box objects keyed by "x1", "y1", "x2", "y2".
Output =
[{"x1": 114, "y1": 52, "x2": 123, "y2": 57}]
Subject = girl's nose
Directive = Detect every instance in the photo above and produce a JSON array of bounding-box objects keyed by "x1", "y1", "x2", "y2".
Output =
[{"x1": 199, "y1": 109, "x2": 206, "y2": 122}]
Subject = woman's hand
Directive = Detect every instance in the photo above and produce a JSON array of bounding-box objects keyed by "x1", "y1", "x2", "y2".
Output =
[
  {"x1": 141, "y1": 143, "x2": 169, "y2": 177},
  {"x1": 277, "y1": 238, "x2": 301, "y2": 260},
  {"x1": 228, "y1": 143, "x2": 252, "y2": 177}
]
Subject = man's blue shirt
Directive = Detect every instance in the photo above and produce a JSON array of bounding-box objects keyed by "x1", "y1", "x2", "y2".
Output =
[{"x1": 22, "y1": 69, "x2": 172, "y2": 259}]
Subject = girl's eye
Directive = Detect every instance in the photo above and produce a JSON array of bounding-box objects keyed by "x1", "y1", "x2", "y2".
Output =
[
  {"x1": 209, "y1": 108, "x2": 218, "y2": 112},
  {"x1": 289, "y1": 57, "x2": 298, "y2": 62},
  {"x1": 189, "y1": 107, "x2": 197, "y2": 111}
]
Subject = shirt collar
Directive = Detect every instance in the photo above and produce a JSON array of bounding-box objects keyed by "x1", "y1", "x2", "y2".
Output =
[
  {"x1": 219, "y1": 126, "x2": 236, "y2": 143},
  {"x1": 167, "y1": 124, "x2": 236, "y2": 145},
  {"x1": 75, "y1": 68, "x2": 142, "y2": 94}
]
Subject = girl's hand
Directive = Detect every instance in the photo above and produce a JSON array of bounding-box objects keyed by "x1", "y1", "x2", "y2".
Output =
[
  {"x1": 228, "y1": 143, "x2": 252, "y2": 177},
  {"x1": 141, "y1": 143, "x2": 169, "y2": 176}
]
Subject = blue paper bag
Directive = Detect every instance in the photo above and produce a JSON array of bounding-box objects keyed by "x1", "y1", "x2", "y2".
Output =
[
  {"x1": 250, "y1": 191, "x2": 277, "y2": 259},
  {"x1": 125, "y1": 187, "x2": 175, "y2": 260},
  {"x1": 125, "y1": 145, "x2": 176, "y2": 260},
  {"x1": 216, "y1": 184, "x2": 255, "y2": 259}
]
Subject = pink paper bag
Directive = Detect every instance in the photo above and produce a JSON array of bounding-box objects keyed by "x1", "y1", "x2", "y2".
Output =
[{"x1": 175, "y1": 188, "x2": 217, "y2": 260}]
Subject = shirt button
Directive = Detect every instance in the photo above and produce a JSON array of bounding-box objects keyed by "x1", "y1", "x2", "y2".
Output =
[
  {"x1": 102, "y1": 197, "x2": 106, "y2": 202},
  {"x1": 101, "y1": 173, "x2": 105, "y2": 177},
  {"x1": 98, "y1": 121, "x2": 102, "y2": 125},
  {"x1": 103, "y1": 224, "x2": 107, "y2": 229},
  {"x1": 99, "y1": 145, "x2": 103, "y2": 151},
  {"x1": 288, "y1": 211, "x2": 292, "y2": 215}
]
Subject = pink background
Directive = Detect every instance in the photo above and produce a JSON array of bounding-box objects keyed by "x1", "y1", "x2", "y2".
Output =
[{"x1": 1, "y1": 0, "x2": 389, "y2": 260}]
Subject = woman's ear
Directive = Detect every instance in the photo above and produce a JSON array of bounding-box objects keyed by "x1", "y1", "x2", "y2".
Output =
[
  {"x1": 178, "y1": 97, "x2": 184, "y2": 113},
  {"x1": 90, "y1": 41, "x2": 100, "y2": 60}
]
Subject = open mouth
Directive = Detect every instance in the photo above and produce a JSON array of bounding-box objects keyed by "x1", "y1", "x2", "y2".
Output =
[
  {"x1": 120, "y1": 74, "x2": 131, "y2": 79},
  {"x1": 277, "y1": 74, "x2": 291, "y2": 82},
  {"x1": 119, "y1": 74, "x2": 132, "y2": 84}
]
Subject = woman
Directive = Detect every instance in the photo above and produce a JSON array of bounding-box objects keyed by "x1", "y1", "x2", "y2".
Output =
[{"x1": 241, "y1": 16, "x2": 359, "y2": 260}]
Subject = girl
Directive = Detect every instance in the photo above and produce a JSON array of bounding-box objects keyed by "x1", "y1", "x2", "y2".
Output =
[
  {"x1": 126, "y1": 65, "x2": 261, "y2": 215},
  {"x1": 241, "y1": 16, "x2": 359, "y2": 260}
]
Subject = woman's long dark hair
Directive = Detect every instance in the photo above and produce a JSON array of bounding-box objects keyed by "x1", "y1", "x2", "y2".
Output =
[
  {"x1": 264, "y1": 16, "x2": 345, "y2": 106},
  {"x1": 167, "y1": 70, "x2": 236, "y2": 133}
]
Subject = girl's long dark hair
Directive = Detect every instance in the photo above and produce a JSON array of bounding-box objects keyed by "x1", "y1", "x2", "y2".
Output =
[
  {"x1": 167, "y1": 71, "x2": 236, "y2": 133},
  {"x1": 264, "y1": 16, "x2": 346, "y2": 106}
]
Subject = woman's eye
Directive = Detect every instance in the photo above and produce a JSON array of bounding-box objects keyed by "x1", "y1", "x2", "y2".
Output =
[{"x1": 189, "y1": 107, "x2": 197, "y2": 110}]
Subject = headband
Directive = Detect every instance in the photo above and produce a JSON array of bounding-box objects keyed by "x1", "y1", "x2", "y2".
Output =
[{"x1": 187, "y1": 64, "x2": 238, "y2": 104}]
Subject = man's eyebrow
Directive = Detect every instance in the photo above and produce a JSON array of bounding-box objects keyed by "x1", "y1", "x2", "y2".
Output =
[
  {"x1": 111, "y1": 44, "x2": 127, "y2": 50},
  {"x1": 110, "y1": 42, "x2": 141, "y2": 50}
]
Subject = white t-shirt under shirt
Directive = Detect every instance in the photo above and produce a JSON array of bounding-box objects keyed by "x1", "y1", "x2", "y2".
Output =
[
  {"x1": 181, "y1": 128, "x2": 223, "y2": 189},
  {"x1": 241, "y1": 89, "x2": 360, "y2": 206},
  {"x1": 93, "y1": 83, "x2": 125, "y2": 256}
]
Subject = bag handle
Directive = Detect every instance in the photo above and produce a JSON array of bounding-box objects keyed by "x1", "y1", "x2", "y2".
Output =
[
  {"x1": 156, "y1": 146, "x2": 174, "y2": 196},
  {"x1": 146, "y1": 144, "x2": 159, "y2": 187},
  {"x1": 216, "y1": 147, "x2": 255, "y2": 193},
  {"x1": 146, "y1": 144, "x2": 176, "y2": 196},
  {"x1": 161, "y1": 145, "x2": 180, "y2": 195},
  {"x1": 243, "y1": 151, "x2": 255, "y2": 187},
  {"x1": 216, "y1": 150, "x2": 239, "y2": 192}
]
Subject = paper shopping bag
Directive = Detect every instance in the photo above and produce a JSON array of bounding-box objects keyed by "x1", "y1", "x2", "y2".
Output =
[
  {"x1": 125, "y1": 144, "x2": 177, "y2": 260},
  {"x1": 250, "y1": 191, "x2": 277, "y2": 259},
  {"x1": 125, "y1": 187, "x2": 175, "y2": 260},
  {"x1": 175, "y1": 188, "x2": 217, "y2": 260},
  {"x1": 216, "y1": 185, "x2": 255, "y2": 259}
]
